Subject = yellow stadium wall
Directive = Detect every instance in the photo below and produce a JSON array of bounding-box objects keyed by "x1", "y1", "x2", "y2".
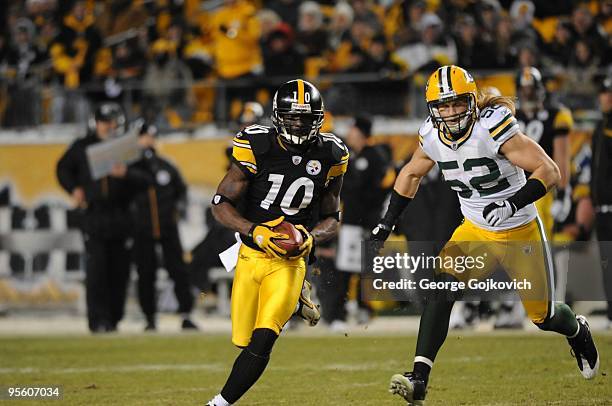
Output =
[
  {"x1": 0, "y1": 131, "x2": 592, "y2": 206},
  {"x1": 0, "y1": 138, "x2": 232, "y2": 205}
]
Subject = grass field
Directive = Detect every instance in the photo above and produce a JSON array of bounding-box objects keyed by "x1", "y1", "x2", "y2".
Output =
[{"x1": 1, "y1": 332, "x2": 611, "y2": 405}]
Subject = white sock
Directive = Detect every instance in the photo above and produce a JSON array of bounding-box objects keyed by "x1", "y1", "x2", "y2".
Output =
[
  {"x1": 181, "y1": 313, "x2": 190, "y2": 321},
  {"x1": 209, "y1": 393, "x2": 231, "y2": 406},
  {"x1": 567, "y1": 321, "x2": 581, "y2": 339},
  {"x1": 414, "y1": 356, "x2": 434, "y2": 368}
]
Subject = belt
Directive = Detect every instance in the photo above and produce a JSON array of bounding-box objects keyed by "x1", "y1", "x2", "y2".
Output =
[{"x1": 596, "y1": 205, "x2": 612, "y2": 213}]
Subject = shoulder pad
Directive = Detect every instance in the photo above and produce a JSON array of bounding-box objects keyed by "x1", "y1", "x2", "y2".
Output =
[
  {"x1": 479, "y1": 105, "x2": 515, "y2": 130},
  {"x1": 419, "y1": 117, "x2": 434, "y2": 137},
  {"x1": 553, "y1": 106, "x2": 574, "y2": 130},
  {"x1": 479, "y1": 105, "x2": 520, "y2": 144},
  {"x1": 418, "y1": 117, "x2": 435, "y2": 147},
  {"x1": 320, "y1": 132, "x2": 349, "y2": 162},
  {"x1": 235, "y1": 124, "x2": 273, "y2": 156}
]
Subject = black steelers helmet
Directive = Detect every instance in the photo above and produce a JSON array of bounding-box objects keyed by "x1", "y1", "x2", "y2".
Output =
[
  {"x1": 516, "y1": 67, "x2": 546, "y2": 110},
  {"x1": 272, "y1": 79, "x2": 324, "y2": 146}
]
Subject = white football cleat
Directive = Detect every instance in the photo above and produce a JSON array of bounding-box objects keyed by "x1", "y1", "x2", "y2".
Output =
[
  {"x1": 389, "y1": 372, "x2": 427, "y2": 405},
  {"x1": 567, "y1": 315, "x2": 600, "y2": 379}
]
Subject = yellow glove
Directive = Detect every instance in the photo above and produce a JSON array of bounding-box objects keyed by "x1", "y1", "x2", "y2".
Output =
[
  {"x1": 288, "y1": 225, "x2": 314, "y2": 260},
  {"x1": 249, "y1": 216, "x2": 289, "y2": 258}
]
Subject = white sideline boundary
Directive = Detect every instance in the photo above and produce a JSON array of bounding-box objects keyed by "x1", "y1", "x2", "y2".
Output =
[{"x1": 0, "y1": 314, "x2": 610, "y2": 337}]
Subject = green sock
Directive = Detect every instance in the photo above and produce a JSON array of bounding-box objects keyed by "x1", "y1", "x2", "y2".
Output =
[
  {"x1": 415, "y1": 299, "x2": 455, "y2": 361},
  {"x1": 535, "y1": 303, "x2": 579, "y2": 336}
]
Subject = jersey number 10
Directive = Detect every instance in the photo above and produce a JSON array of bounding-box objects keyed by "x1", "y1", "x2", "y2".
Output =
[{"x1": 260, "y1": 174, "x2": 315, "y2": 215}]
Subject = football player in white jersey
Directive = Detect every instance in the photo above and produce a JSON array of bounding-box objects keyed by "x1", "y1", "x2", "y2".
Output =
[{"x1": 371, "y1": 65, "x2": 599, "y2": 405}]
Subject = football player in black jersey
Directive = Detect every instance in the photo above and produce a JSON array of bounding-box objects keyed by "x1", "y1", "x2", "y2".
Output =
[
  {"x1": 494, "y1": 67, "x2": 575, "y2": 329},
  {"x1": 206, "y1": 79, "x2": 349, "y2": 406},
  {"x1": 515, "y1": 66, "x2": 573, "y2": 237}
]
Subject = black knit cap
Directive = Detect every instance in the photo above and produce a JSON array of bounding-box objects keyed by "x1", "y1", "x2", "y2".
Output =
[{"x1": 353, "y1": 115, "x2": 372, "y2": 138}]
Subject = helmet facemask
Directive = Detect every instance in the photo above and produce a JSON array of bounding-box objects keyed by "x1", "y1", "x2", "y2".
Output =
[
  {"x1": 273, "y1": 111, "x2": 324, "y2": 147},
  {"x1": 428, "y1": 94, "x2": 476, "y2": 140}
]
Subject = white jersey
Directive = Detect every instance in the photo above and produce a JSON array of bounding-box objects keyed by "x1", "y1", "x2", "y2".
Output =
[{"x1": 419, "y1": 104, "x2": 537, "y2": 231}]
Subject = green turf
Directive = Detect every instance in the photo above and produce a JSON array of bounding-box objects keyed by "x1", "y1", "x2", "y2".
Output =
[{"x1": 0, "y1": 332, "x2": 610, "y2": 405}]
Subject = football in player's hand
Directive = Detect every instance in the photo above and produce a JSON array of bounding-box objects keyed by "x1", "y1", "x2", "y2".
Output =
[{"x1": 272, "y1": 221, "x2": 304, "y2": 256}]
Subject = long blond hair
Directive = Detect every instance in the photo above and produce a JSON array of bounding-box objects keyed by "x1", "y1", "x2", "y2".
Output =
[{"x1": 477, "y1": 88, "x2": 516, "y2": 115}]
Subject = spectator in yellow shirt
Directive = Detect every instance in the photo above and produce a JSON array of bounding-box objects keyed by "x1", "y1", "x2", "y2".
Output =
[
  {"x1": 210, "y1": 0, "x2": 262, "y2": 122},
  {"x1": 210, "y1": 0, "x2": 262, "y2": 80}
]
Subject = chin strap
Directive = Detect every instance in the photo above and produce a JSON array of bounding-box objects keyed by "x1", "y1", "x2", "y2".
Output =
[{"x1": 442, "y1": 125, "x2": 469, "y2": 142}]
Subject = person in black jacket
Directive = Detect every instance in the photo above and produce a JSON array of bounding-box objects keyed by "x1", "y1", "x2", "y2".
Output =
[
  {"x1": 319, "y1": 116, "x2": 393, "y2": 328},
  {"x1": 56, "y1": 102, "x2": 150, "y2": 333},
  {"x1": 131, "y1": 123, "x2": 197, "y2": 331},
  {"x1": 591, "y1": 76, "x2": 612, "y2": 327}
]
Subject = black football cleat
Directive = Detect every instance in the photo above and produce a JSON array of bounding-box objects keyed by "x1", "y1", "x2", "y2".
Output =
[
  {"x1": 182, "y1": 318, "x2": 199, "y2": 331},
  {"x1": 389, "y1": 371, "x2": 427, "y2": 405},
  {"x1": 567, "y1": 315, "x2": 599, "y2": 379}
]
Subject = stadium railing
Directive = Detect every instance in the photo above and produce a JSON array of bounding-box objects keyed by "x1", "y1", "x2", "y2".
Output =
[{"x1": 1, "y1": 68, "x2": 607, "y2": 132}]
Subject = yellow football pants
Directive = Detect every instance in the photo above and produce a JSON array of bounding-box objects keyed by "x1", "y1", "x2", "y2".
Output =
[
  {"x1": 535, "y1": 190, "x2": 554, "y2": 239},
  {"x1": 231, "y1": 244, "x2": 306, "y2": 347},
  {"x1": 440, "y1": 217, "x2": 555, "y2": 323}
]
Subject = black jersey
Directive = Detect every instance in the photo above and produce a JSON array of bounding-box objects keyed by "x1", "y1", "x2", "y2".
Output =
[
  {"x1": 232, "y1": 124, "x2": 349, "y2": 234},
  {"x1": 515, "y1": 104, "x2": 573, "y2": 158}
]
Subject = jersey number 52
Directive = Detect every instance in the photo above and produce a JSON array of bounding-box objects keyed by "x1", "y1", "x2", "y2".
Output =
[{"x1": 437, "y1": 157, "x2": 511, "y2": 198}]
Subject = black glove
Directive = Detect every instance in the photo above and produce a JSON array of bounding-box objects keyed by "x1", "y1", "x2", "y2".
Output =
[
  {"x1": 370, "y1": 190, "x2": 412, "y2": 242},
  {"x1": 370, "y1": 222, "x2": 394, "y2": 242}
]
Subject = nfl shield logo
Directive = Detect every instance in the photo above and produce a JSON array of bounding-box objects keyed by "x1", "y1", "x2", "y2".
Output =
[{"x1": 292, "y1": 156, "x2": 302, "y2": 165}]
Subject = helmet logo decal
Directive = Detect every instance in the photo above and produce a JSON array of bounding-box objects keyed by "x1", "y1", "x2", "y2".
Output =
[
  {"x1": 464, "y1": 70, "x2": 475, "y2": 83},
  {"x1": 306, "y1": 160, "x2": 321, "y2": 176}
]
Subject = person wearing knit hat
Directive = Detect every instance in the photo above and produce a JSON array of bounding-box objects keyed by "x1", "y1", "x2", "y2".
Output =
[
  {"x1": 324, "y1": 115, "x2": 393, "y2": 328},
  {"x1": 131, "y1": 120, "x2": 198, "y2": 332}
]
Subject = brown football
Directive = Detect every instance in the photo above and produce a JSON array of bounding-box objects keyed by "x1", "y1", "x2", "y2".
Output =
[{"x1": 272, "y1": 221, "x2": 304, "y2": 256}]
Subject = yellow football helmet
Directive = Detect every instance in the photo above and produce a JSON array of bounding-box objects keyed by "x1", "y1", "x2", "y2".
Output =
[{"x1": 425, "y1": 65, "x2": 478, "y2": 140}]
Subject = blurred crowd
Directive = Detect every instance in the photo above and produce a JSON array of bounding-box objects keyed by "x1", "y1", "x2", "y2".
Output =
[{"x1": 0, "y1": 0, "x2": 611, "y2": 129}]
